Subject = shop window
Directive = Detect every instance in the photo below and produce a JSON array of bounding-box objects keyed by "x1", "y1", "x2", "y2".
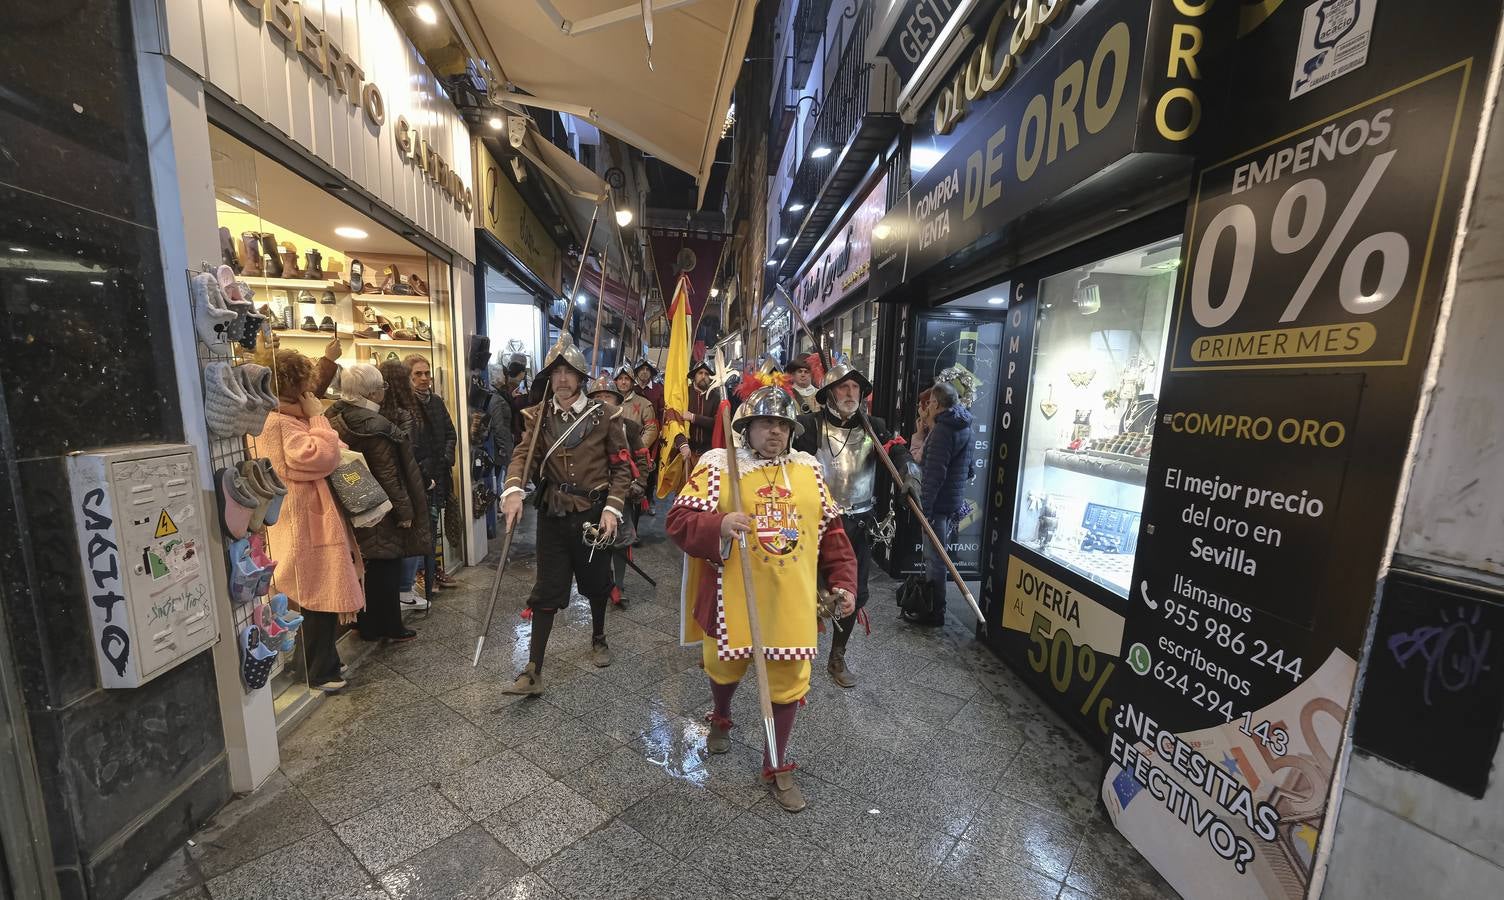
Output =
[{"x1": 1012, "y1": 237, "x2": 1181, "y2": 597}]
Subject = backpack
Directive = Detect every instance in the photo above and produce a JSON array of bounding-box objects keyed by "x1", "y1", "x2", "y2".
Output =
[{"x1": 897, "y1": 574, "x2": 936, "y2": 623}]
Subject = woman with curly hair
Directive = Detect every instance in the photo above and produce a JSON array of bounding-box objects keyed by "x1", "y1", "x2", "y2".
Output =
[{"x1": 261, "y1": 350, "x2": 365, "y2": 691}]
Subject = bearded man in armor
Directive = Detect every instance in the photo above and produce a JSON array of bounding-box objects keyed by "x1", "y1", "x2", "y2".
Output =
[{"x1": 794, "y1": 360, "x2": 920, "y2": 687}]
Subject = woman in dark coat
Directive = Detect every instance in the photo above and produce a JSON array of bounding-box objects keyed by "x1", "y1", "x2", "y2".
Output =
[{"x1": 328, "y1": 362, "x2": 431, "y2": 642}]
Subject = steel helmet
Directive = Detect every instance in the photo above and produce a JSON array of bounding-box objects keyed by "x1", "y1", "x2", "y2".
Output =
[
  {"x1": 538, "y1": 333, "x2": 589, "y2": 381},
  {"x1": 732, "y1": 386, "x2": 803, "y2": 437},
  {"x1": 815, "y1": 359, "x2": 872, "y2": 406},
  {"x1": 586, "y1": 373, "x2": 622, "y2": 401}
]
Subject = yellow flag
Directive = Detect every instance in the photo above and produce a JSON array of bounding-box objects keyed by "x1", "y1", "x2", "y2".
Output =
[{"x1": 656, "y1": 274, "x2": 692, "y2": 497}]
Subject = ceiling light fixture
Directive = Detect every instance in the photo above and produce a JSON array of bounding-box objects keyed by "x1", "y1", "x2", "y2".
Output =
[
  {"x1": 488, "y1": 116, "x2": 503, "y2": 130},
  {"x1": 576, "y1": 293, "x2": 588, "y2": 304},
  {"x1": 413, "y1": 3, "x2": 438, "y2": 25},
  {"x1": 766, "y1": 259, "x2": 777, "y2": 267},
  {"x1": 615, "y1": 208, "x2": 633, "y2": 227},
  {"x1": 709, "y1": 287, "x2": 720, "y2": 298},
  {"x1": 787, "y1": 201, "x2": 805, "y2": 212},
  {"x1": 810, "y1": 144, "x2": 832, "y2": 159},
  {"x1": 776, "y1": 237, "x2": 789, "y2": 246},
  {"x1": 987, "y1": 296, "x2": 1006, "y2": 305},
  {"x1": 334, "y1": 226, "x2": 369, "y2": 240}
]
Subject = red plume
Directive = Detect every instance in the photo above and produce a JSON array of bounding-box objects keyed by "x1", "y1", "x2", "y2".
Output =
[{"x1": 736, "y1": 364, "x2": 792, "y2": 401}]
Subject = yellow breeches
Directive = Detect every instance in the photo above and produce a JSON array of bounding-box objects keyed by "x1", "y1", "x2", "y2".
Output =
[{"x1": 702, "y1": 641, "x2": 811, "y2": 705}]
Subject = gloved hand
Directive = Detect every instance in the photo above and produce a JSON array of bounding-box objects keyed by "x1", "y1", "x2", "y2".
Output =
[{"x1": 905, "y1": 474, "x2": 923, "y2": 499}]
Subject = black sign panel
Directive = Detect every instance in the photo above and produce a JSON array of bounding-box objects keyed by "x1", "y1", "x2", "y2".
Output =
[
  {"x1": 881, "y1": 0, "x2": 967, "y2": 87},
  {"x1": 1169, "y1": 65, "x2": 1471, "y2": 372},
  {"x1": 1354, "y1": 571, "x2": 1504, "y2": 799},
  {"x1": 1102, "y1": 1, "x2": 1499, "y2": 896}
]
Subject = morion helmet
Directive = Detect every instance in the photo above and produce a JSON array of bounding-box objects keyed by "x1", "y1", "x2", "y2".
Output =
[
  {"x1": 732, "y1": 385, "x2": 803, "y2": 437},
  {"x1": 539, "y1": 333, "x2": 589, "y2": 381},
  {"x1": 586, "y1": 373, "x2": 623, "y2": 401},
  {"x1": 633, "y1": 357, "x2": 659, "y2": 378},
  {"x1": 688, "y1": 359, "x2": 713, "y2": 379},
  {"x1": 816, "y1": 359, "x2": 873, "y2": 405}
]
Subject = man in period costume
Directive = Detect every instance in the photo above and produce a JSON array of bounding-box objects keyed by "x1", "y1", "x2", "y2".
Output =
[
  {"x1": 500, "y1": 336, "x2": 634, "y2": 694},
  {"x1": 612, "y1": 365, "x2": 659, "y2": 498},
  {"x1": 587, "y1": 375, "x2": 650, "y2": 609},
  {"x1": 787, "y1": 355, "x2": 819, "y2": 415},
  {"x1": 632, "y1": 358, "x2": 665, "y2": 514},
  {"x1": 668, "y1": 359, "x2": 723, "y2": 471},
  {"x1": 794, "y1": 360, "x2": 920, "y2": 688},
  {"x1": 668, "y1": 386, "x2": 858, "y2": 812}
]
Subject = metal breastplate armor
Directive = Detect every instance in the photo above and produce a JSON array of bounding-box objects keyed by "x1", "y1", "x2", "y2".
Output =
[{"x1": 817, "y1": 418, "x2": 877, "y2": 515}]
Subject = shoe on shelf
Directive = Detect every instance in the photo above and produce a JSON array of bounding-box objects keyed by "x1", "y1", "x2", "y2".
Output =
[
  {"x1": 318, "y1": 316, "x2": 337, "y2": 332},
  {"x1": 349, "y1": 258, "x2": 364, "y2": 293},
  {"x1": 279, "y1": 242, "x2": 302, "y2": 277},
  {"x1": 414, "y1": 319, "x2": 432, "y2": 341},
  {"x1": 300, "y1": 315, "x2": 320, "y2": 332},
  {"x1": 358, "y1": 304, "x2": 379, "y2": 324},
  {"x1": 190, "y1": 271, "x2": 239, "y2": 348},
  {"x1": 503, "y1": 662, "x2": 544, "y2": 695},
  {"x1": 379, "y1": 264, "x2": 399, "y2": 294},
  {"x1": 240, "y1": 233, "x2": 263, "y2": 276},
  {"x1": 305, "y1": 249, "x2": 323, "y2": 280},
  {"x1": 261, "y1": 233, "x2": 284, "y2": 277},
  {"x1": 321, "y1": 289, "x2": 337, "y2": 305},
  {"x1": 591, "y1": 638, "x2": 614, "y2": 668},
  {"x1": 220, "y1": 226, "x2": 241, "y2": 273},
  {"x1": 399, "y1": 591, "x2": 430, "y2": 611},
  {"x1": 297, "y1": 290, "x2": 317, "y2": 304}
]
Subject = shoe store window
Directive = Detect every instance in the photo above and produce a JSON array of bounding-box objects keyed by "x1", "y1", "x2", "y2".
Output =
[
  {"x1": 209, "y1": 125, "x2": 460, "y2": 716},
  {"x1": 1012, "y1": 237, "x2": 1181, "y2": 597}
]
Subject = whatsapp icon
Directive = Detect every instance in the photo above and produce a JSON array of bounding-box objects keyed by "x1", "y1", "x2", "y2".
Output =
[{"x1": 1127, "y1": 642, "x2": 1153, "y2": 676}]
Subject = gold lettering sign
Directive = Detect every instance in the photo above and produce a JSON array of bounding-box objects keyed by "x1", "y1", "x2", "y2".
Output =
[
  {"x1": 475, "y1": 141, "x2": 561, "y2": 293},
  {"x1": 935, "y1": 0, "x2": 1076, "y2": 135},
  {"x1": 235, "y1": 0, "x2": 384, "y2": 130},
  {"x1": 394, "y1": 117, "x2": 474, "y2": 217}
]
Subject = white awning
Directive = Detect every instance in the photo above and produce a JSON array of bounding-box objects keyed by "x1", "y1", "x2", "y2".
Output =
[{"x1": 466, "y1": 0, "x2": 755, "y2": 205}]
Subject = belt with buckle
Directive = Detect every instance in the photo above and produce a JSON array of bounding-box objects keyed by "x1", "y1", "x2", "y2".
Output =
[{"x1": 555, "y1": 482, "x2": 606, "y2": 501}]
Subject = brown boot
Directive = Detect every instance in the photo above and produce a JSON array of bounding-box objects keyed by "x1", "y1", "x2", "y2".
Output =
[
  {"x1": 705, "y1": 714, "x2": 732, "y2": 754},
  {"x1": 764, "y1": 766, "x2": 806, "y2": 813},
  {"x1": 503, "y1": 662, "x2": 544, "y2": 695},
  {"x1": 827, "y1": 648, "x2": 856, "y2": 688}
]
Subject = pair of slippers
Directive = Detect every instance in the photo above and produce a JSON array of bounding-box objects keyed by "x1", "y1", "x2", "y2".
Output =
[
  {"x1": 228, "y1": 532, "x2": 277, "y2": 603},
  {"x1": 253, "y1": 593, "x2": 303, "y2": 652},
  {"x1": 240, "y1": 623, "x2": 278, "y2": 689},
  {"x1": 192, "y1": 264, "x2": 264, "y2": 350},
  {"x1": 216, "y1": 460, "x2": 287, "y2": 539},
  {"x1": 204, "y1": 362, "x2": 279, "y2": 437}
]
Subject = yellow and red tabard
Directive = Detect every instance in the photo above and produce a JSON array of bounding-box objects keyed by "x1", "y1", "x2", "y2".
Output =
[{"x1": 668, "y1": 447, "x2": 854, "y2": 663}]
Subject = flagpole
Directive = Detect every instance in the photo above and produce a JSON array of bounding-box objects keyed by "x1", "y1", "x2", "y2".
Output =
[
  {"x1": 589, "y1": 242, "x2": 610, "y2": 375},
  {"x1": 475, "y1": 201, "x2": 601, "y2": 666}
]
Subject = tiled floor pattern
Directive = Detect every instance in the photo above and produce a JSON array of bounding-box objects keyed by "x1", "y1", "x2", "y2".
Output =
[{"x1": 130, "y1": 510, "x2": 1175, "y2": 900}]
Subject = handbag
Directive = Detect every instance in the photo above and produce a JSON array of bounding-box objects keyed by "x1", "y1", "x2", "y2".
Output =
[
  {"x1": 897, "y1": 574, "x2": 936, "y2": 623},
  {"x1": 326, "y1": 449, "x2": 392, "y2": 529}
]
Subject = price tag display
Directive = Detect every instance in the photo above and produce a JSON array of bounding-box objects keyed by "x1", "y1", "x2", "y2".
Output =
[{"x1": 1169, "y1": 62, "x2": 1471, "y2": 372}]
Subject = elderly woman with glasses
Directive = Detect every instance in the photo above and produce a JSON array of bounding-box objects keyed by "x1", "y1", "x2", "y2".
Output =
[{"x1": 326, "y1": 363, "x2": 431, "y2": 643}]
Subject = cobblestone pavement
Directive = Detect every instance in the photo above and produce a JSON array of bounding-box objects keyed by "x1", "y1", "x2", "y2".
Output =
[{"x1": 131, "y1": 509, "x2": 1174, "y2": 900}]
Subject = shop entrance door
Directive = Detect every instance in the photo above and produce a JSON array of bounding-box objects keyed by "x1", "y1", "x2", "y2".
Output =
[{"x1": 889, "y1": 312, "x2": 1006, "y2": 578}]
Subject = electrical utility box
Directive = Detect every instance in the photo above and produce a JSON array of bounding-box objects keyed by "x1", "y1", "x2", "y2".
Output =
[{"x1": 67, "y1": 444, "x2": 218, "y2": 688}]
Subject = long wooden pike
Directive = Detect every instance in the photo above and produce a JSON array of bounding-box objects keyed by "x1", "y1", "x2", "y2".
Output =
[
  {"x1": 713, "y1": 349, "x2": 780, "y2": 765},
  {"x1": 474, "y1": 203, "x2": 601, "y2": 666},
  {"x1": 777, "y1": 287, "x2": 987, "y2": 633}
]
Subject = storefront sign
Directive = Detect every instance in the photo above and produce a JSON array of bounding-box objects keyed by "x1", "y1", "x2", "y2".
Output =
[
  {"x1": 872, "y1": 0, "x2": 1230, "y2": 297},
  {"x1": 165, "y1": 0, "x2": 477, "y2": 260},
  {"x1": 792, "y1": 174, "x2": 888, "y2": 321},
  {"x1": 475, "y1": 141, "x2": 562, "y2": 293},
  {"x1": 1104, "y1": 2, "x2": 1495, "y2": 896},
  {"x1": 882, "y1": 0, "x2": 967, "y2": 87},
  {"x1": 1169, "y1": 66, "x2": 1467, "y2": 372}
]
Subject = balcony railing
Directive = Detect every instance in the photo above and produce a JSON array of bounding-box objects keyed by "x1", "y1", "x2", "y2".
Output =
[{"x1": 774, "y1": 2, "x2": 897, "y2": 278}]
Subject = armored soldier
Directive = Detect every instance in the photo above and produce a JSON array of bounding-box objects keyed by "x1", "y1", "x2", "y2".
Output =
[
  {"x1": 668, "y1": 359, "x2": 723, "y2": 471},
  {"x1": 794, "y1": 360, "x2": 920, "y2": 688},
  {"x1": 612, "y1": 365, "x2": 660, "y2": 484},
  {"x1": 668, "y1": 385, "x2": 858, "y2": 812},
  {"x1": 500, "y1": 336, "x2": 633, "y2": 694},
  {"x1": 587, "y1": 374, "x2": 649, "y2": 608},
  {"x1": 630, "y1": 359, "x2": 665, "y2": 513}
]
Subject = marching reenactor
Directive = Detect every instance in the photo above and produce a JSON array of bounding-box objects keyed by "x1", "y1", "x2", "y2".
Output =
[
  {"x1": 668, "y1": 385, "x2": 857, "y2": 812},
  {"x1": 787, "y1": 355, "x2": 819, "y2": 415},
  {"x1": 587, "y1": 375, "x2": 649, "y2": 609},
  {"x1": 794, "y1": 360, "x2": 920, "y2": 688},
  {"x1": 500, "y1": 335, "x2": 633, "y2": 694},
  {"x1": 667, "y1": 358, "x2": 723, "y2": 472}
]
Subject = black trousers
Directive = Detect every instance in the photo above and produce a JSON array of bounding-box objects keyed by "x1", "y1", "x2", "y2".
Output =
[
  {"x1": 844, "y1": 511, "x2": 874, "y2": 610},
  {"x1": 301, "y1": 610, "x2": 343, "y2": 685},
  {"x1": 358, "y1": 557, "x2": 405, "y2": 638},
  {"x1": 529, "y1": 511, "x2": 614, "y2": 610}
]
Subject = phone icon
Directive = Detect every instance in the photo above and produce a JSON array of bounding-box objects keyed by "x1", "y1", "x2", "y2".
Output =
[{"x1": 1138, "y1": 580, "x2": 1158, "y2": 610}]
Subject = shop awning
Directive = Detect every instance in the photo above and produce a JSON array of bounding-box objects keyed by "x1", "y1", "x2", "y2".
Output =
[{"x1": 466, "y1": 0, "x2": 755, "y2": 205}]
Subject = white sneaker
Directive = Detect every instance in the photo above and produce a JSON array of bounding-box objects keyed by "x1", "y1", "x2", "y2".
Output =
[{"x1": 399, "y1": 591, "x2": 430, "y2": 611}]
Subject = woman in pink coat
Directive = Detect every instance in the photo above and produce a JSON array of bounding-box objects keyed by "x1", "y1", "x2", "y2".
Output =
[{"x1": 262, "y1": 351, "x2": 365, "y2": 692}]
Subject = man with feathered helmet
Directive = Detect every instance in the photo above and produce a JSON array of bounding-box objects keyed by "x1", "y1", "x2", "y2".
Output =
[
  {"x1": 500, "y1": 335, "x2": 634, "y2": 694},
  {"x1": 794, "y1": 357, "x2": 920, "y2": 688},
  {"x1": 667, "y1": 381, "x2": 858, "y2": 813}
]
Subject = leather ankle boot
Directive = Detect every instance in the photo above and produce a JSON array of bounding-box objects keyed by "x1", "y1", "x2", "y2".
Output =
[
  {"x1": 220, "y1": 227, "x2": 241, "y2": 273},
  {"x1": 305, "y1": 248, "x2": 323, "y2": 280},
  {"x1": 240, "y1": 233, "x2": 263, "y2": 276},
  {"x1": 261, "y1": 233, "x2": 284, "y2": 277},
  {"x1": 827, "y1": 648, "x2": 856, "y2": 688}
]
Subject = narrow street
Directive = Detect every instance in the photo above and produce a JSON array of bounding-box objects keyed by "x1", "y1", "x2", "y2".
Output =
[{"x1": 130, "y1": 510, "x2": 1171, "y2": 900}]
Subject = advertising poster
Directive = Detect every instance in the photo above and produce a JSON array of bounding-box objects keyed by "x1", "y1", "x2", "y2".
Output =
[{"x1": 1103, "y1": 2, "x2": 1498, "y2": 898}]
